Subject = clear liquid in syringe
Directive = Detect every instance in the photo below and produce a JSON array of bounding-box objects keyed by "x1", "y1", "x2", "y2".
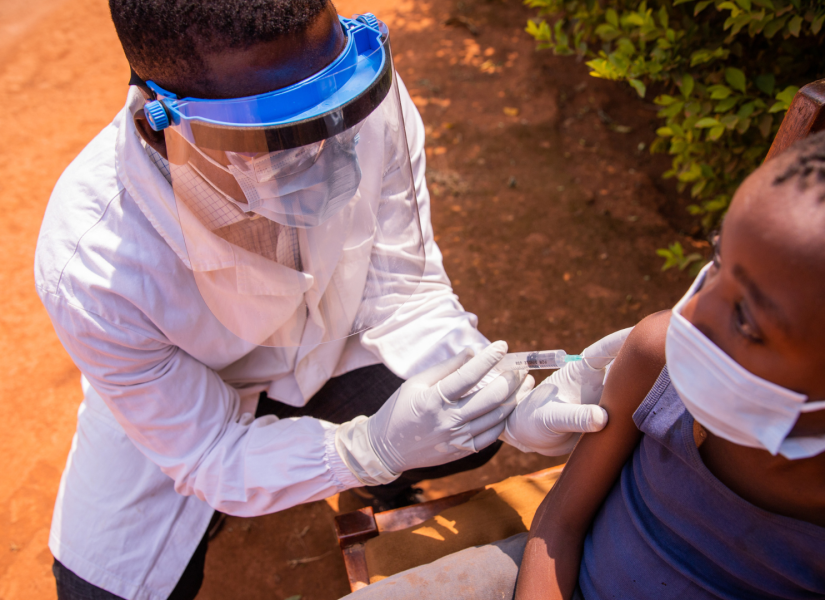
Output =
[{"x1": 496, "y1": 350, "x2": 584, "y2": 371}]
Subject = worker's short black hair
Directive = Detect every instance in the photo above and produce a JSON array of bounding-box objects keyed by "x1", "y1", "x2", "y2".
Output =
[
  {"x1": 110, "y1": 0, "x2": 331, "y2": 90},
  {"x1": 773, "y1": 130, "x2": 825, "y2": 202}
]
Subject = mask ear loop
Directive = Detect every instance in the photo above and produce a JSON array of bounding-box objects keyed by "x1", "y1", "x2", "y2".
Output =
[{"x1": 798, "y1": 400, "x2": 825, "y2": 413}]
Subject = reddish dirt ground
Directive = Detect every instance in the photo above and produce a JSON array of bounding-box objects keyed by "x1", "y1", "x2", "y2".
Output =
[{"x1": 0, "y1": 0, "x2": 702, "y2": 598}]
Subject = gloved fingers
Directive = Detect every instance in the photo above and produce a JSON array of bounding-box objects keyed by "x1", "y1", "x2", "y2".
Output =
[
  {"x1": 447, "y1": 426, "x2": 476, "y2": 454},
  {"x1": 437, "y1": 341, "x2": 509, "y2": 401},
  {"x1": 514, "y1": 373, "x2": 536, "y2": 403},
  {"x1": 463, "y1": 374, "x2": 533, "y2": 438},
  {"x1": 471, "y1": 420, "x2": 508, "y2": 452},
  {"x1": 498, "y1": 419, "x2": 534, "y2": 454},
  {"x1": 413, "y1": 347, "x2": 475, "y2": 388},
  {"x1": 582, "y1": 327, "x2": 633, "y2": 370},
  {"x1": 542, "y1": 403, "x2": 609, "y2": 434},
  {"x1": 457, "y1": 369, "x2": 525, "y2": 421},
  {"x1": 536, "y1": 432, "x2": 581, "y2": 457},
  {"x1": 464, "y1": 400, "x2": 514, "y2": 438}
]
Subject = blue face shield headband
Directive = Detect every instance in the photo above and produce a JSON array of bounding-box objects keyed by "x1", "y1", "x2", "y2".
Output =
[
  {"x1": 142, "y1": 13, "x2": 392, "y2": 153},
  {"x1": 131, "y1": 14, "x2": 428, "y2": 350}
]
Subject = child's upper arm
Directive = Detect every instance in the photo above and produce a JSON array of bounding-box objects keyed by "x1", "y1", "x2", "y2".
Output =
[{"x1": 541, "y1": 310, "x2": 670, "y2": 535}]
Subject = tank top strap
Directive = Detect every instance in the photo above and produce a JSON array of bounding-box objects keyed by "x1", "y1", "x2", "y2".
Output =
[{"x1": 632, "y1": 365, "x2": 696, "y2": 462}]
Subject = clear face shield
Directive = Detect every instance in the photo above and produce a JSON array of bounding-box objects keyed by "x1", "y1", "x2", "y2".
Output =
[{"x1": 142, "y1": 15, "x2": 426, "y2": 348}]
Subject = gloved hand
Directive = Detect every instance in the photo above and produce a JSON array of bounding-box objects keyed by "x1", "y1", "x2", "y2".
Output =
[
  {"x1": 335, "y1": 341, "x2": 534, "y2": 485},
  {"x1": 499, "y1": 328, "x2": 633, "y2": 456}
]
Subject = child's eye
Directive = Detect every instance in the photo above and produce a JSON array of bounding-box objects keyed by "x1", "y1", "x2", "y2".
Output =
[{"x1": 733, "y1": 301, "x2": 763, "y2": 344}]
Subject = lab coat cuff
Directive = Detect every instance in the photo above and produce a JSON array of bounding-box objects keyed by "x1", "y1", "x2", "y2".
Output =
[
  {"x1": 333, "y1": 416, "x2": 400, "y2": 486},
  {"x1": 324, "y1": 426, "x2": 363, "y2": 491}
]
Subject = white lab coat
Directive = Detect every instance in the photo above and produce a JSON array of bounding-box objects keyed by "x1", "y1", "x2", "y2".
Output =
[{"x1": 35, "y1": 80, "x2": 488, "y2": 600}]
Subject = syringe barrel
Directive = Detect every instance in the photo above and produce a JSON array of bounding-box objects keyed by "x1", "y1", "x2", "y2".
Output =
[{"x1": 496, "y1": 350, "x2": 569, "y2": 371}]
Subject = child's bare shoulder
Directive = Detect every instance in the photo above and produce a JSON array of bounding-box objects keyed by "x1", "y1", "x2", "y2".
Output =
[
  {"x1": 600, "y1": 310, "x2": 670, "y2": 416},
  {"x1": 619, "y1": 310, "x2": 670, "y2": 370}
]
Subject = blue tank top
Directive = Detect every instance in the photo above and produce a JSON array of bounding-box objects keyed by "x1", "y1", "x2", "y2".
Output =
[{"x1": 578, "y1": 366, "x2": 825, "y2": 599}]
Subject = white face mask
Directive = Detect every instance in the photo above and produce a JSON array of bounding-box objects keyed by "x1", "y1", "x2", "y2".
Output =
[
  {"x1": 666, "y1": 264, "x2": 825, "y2": 460},
  {"x1": 189, "y1": 127, "x2": 363, "y2": 229}
]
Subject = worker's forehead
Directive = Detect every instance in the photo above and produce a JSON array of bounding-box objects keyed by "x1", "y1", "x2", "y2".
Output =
[{"x1": 167, "y1": 6, "x2": 345, "y2": 99}]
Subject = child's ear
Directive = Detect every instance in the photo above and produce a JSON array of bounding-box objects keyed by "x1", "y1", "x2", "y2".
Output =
[{"x1": 134, "y1": 109, "x2": 168, "y2": 160}]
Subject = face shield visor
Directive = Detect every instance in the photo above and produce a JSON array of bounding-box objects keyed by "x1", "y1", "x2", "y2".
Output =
[{"x1": 141, "y1": 15, "x2": 426, "y2": 348}]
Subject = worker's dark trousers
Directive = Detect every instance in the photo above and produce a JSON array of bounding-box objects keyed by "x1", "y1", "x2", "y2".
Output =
[{"x1": 53, "y1": 363, "x2": 502, "y2": 600}]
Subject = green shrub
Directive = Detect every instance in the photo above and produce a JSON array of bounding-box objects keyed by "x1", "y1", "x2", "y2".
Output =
[{"x1": 525, "y1": 0, "x2": 825, "y2": 243}]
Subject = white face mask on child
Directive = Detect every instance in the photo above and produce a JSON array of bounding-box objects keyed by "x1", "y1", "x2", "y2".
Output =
[{"x1": 666, "y1": 264, "x2": 825, "y2": 460}]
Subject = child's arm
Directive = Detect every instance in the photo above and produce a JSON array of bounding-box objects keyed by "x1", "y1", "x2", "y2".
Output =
[{"x1": 515, "y1": 311, "x2": 670, "y2": 600}]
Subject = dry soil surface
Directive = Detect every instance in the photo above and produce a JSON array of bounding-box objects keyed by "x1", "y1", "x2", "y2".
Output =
[{"x1": 0, "y1": 1, "x2": 701, "y2": 599}]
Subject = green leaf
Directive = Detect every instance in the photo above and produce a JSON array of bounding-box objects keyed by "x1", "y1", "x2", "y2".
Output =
[
  {"x1": 721, "y1": 114, "x2": 739, "y2": 129},
  {"x1": 654, "y1": 94, "x2": 678, "y2": 106},
  {"x1": 708, "y1": 125, "x2": 726, "y2": 140},
  {"x1": 813, "y1": 13, "x2": 825, "y2": 35},
  {"x1": 606, "y1": 8, "x2": 619, "y2": 27},
  {"x1": 660, "y1": 100, "x2": 685, "y2": 118},
  {"x1": 657, "y1": 127, "x2": 675, "y2": 136},
  {"x1": 595, "y1": 23, "x2": 620, "y2": 38},
  {"x1": 735, "y1": 116, "x2": 752, "y2": 134},
  {"x1": 673, "y1": 0, "x2": 694, "y2": 5},
  {"x1": 681, "y1": 73, "x2": 695, "y2": 98},
  {"x1": 763, "y1": 15, "x2": 790, "y2": 38},
  {"x1": 658, "y1": 6, "x2": 669, "y2": 28},
  {"x1": 628, "y1": 78, "x2": 647, "y2": 98},
  {"x1": 695, "y1": 117, "x2": 722, "y2": 128},
  {"x1": 787, "y1": 15, "x2": 803, "y2": 37},
  {"x1": 694, "y1": 0, "x2": 714, "y2": 15},
  {"x1": 775, "y1": 85, "x2": 799, "y2": 107},
  {"x1": 708, "y1": 85, "x2": 732, "y2": 99},
  {"x1": 725, "y1": 68, "x2": 747, "y2": 93},
  {"x1": 734, "y1": 0, "x2": 752, "y2": 10},
  {"x1": 714, "y1": 97, "x2": 739, "y2": 112},
  {"x1": 755, "y1": 73, "x2": 775, "y2": 95}
]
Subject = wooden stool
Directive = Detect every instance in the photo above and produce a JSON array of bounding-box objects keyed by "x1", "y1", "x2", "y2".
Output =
[{"x1": 334, "y1": 464, "x2": 564, "y2": 592}]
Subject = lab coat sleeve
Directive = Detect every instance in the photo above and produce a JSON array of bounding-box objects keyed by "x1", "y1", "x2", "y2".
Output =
[
  {"x1": 359, "y1": 76, "x2": 491, "y2": 379},
  {"x1": 40, "y1": 293, "x2": 361, "y2": 517}
]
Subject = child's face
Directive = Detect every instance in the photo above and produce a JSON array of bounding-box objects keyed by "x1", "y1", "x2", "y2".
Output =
[{"x1": 680, "y1": 159, "x2": 825, "y2": 437}]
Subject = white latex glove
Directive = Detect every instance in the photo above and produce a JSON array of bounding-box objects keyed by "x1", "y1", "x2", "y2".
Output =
[
  {"x1": 499, "y1": 327, "x2": 633, "y2": 456},
  {"x1": 335, "y1": 341, "x2": 534, "y2": 485}
]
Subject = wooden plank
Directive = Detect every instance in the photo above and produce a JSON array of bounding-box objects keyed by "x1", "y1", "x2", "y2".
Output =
[
  {"x1": 335, "y1": 464, "x2": 567, "y2": 588},
  {"x1": 765, "y1": 80, "x2": 825, "y2": 162},
  {"x1": 334, "y1": 506, "x2": 379, "y2": 549},
  {"x1": 342, "y1": 544, "x2": 371, "y2": 592},
  {"x1": 372, "y1": 465, "x2": 564, "y2": 533},
  {"x1": 375, "y1": 489, "x2": 482, "y2": 532}
]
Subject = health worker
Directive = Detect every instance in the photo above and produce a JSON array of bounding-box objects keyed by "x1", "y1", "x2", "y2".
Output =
[{"x1": 34, "y1": 2, "x2": 629, "y2": 599}]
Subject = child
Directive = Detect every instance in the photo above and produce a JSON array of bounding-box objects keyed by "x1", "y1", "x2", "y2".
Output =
[{"x1": 515, "y1": 133, "x2": 825, "y2": 599}]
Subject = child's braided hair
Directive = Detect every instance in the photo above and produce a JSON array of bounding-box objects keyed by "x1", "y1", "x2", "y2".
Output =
[{"x1": 772, "y1": 130, "x2": 825, "y2": 201}]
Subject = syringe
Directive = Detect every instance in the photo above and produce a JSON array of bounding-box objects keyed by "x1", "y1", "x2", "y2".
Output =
[{"x1": 496, "y1": 349, "x2": 584, "y2": 371}]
